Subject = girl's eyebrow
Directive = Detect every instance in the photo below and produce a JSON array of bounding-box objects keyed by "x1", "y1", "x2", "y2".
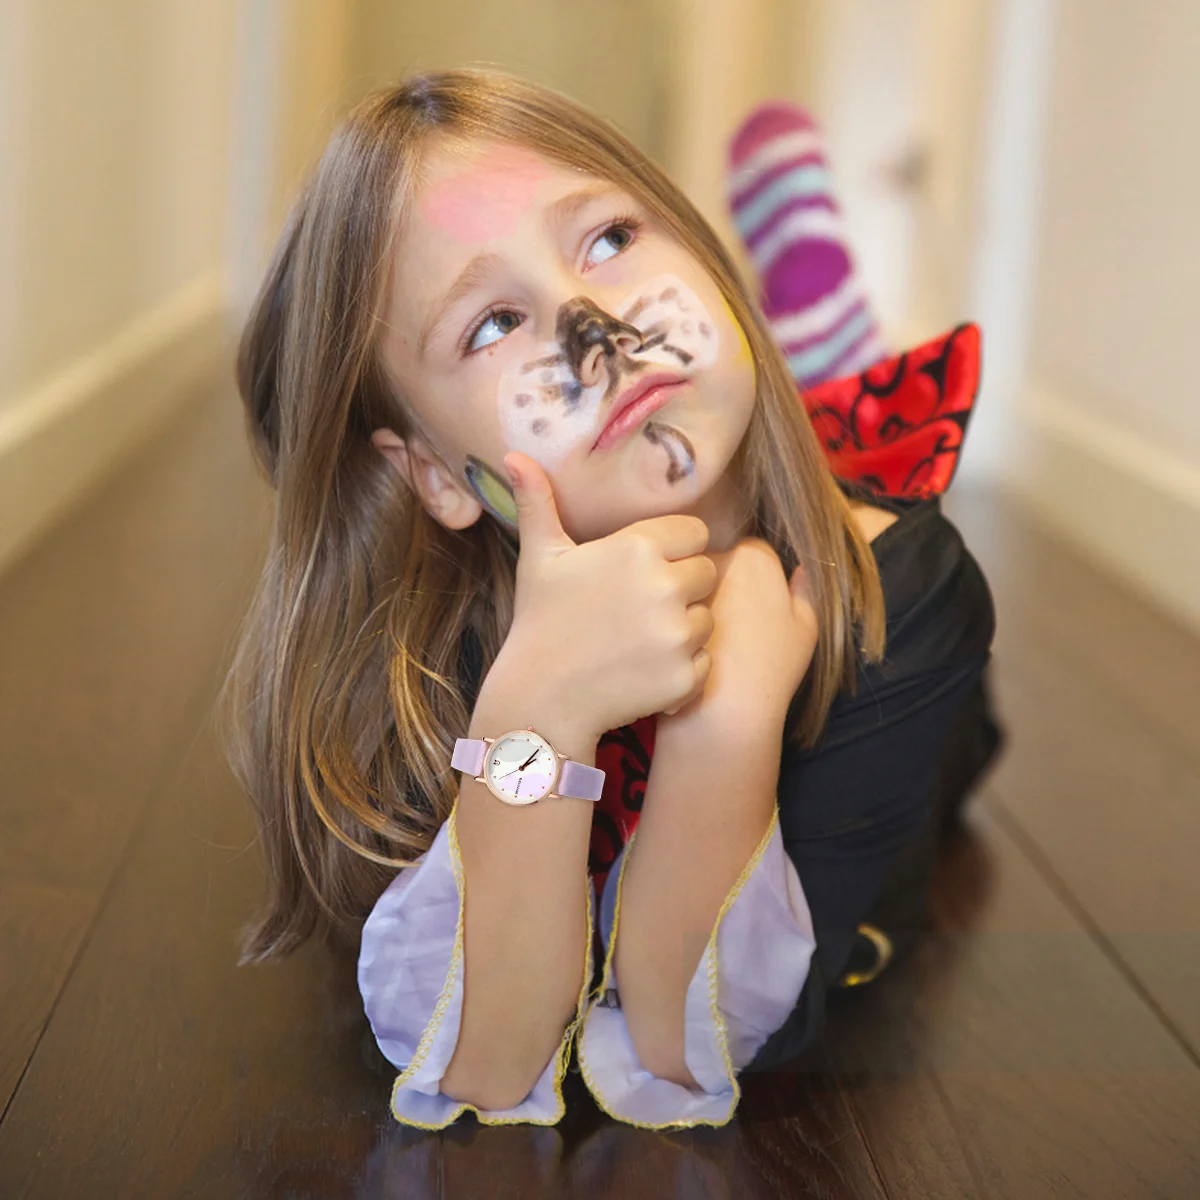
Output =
[
  {"x1": 418, "y1": 251, "x2": 507, "y2": 359},
  {"x1": 544, "y1": 183, "x2": 626, "y2": 232}
]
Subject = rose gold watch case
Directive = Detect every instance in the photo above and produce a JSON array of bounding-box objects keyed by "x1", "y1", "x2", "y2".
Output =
[{"x1": 474, "y1": 726, "x2": 569, "y2": 806}]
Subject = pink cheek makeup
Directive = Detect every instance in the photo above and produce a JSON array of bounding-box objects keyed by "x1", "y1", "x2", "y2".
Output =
[{"x1": 420, "y1": 144, "x2": 545, "y2": 245}]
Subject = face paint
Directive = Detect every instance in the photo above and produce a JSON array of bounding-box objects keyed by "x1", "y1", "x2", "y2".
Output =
[
  {"x1": 496, "y1": 274, "x2": 720, "y2": 470},
  {"x1": 642, "y1": 420, "x2": 696, "y2": 485},
  {"x1": 717, "y1": 292, "x2": 754, "y2": 367},
  {"x1": 619, "y1": 276, "x2": 721, "y2": 372},
  {"x1": 464, "y1": 453, "x2": 519, "y2": 532},
  {"x1": 421, "y1": 144, "x2": 545, "y2": 245}
]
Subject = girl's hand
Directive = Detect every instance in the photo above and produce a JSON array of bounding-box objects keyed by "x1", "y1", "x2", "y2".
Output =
[
  {"x1": 495, "y1": 451, "x2": 718, "y2": 742},
  {"x1": 661, "y1": 537, "x2": 818, "y2": 734}
]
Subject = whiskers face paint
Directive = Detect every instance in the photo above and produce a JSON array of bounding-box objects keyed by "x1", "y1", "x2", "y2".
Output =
[
  {"x1": 496, "y1": 273, "x2": 719, "y2": 470},
  {"x1": 642, "y1": 421, "x2": 696, "y2": 484},
  {"x1": 620, "y1": 275, "x2": 720, "y2": 373}
]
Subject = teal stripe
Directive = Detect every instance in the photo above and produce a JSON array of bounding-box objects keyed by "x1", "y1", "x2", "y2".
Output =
[
  {"x1": 733, "y1": 164, "x2": 832, "y2": 237},
  {"x1": 785, "y1": 308, "x2": 873, "y2": 378}
]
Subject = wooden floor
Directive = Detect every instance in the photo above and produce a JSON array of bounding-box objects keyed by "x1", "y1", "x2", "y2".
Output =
[{"x1": 1, "y1": 374, "x2": 1198, "y2": 1199}]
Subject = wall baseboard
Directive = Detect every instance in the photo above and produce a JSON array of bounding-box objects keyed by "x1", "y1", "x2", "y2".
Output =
[
  {"x1": 1007, "y1": 379, "x2": 1200, "y2": 636},
  {"x1": 0, "y1": 273, "x2": 228, "y2": 579}
]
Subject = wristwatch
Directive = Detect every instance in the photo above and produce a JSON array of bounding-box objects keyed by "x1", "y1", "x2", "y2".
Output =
[{"x1": 451, "y1": 726, "x2": 605, "y2": 806}]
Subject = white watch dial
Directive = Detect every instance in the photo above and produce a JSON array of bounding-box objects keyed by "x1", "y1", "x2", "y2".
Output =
[{"x1": 484, "y1": 730, "x2": 558, "y2": 804}]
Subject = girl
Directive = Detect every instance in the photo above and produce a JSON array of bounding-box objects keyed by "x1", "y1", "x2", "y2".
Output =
[{"x1": 223, "y1": 70, "x2": 996, "y2": 1131}]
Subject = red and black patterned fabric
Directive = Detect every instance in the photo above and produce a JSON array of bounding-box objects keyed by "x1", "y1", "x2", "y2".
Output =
[
  {"x1": 803, "y1": 322, "x2": 981, "y2": 499},
  {"x1": 587, "y1": 323, "x2": 983, "y2": 900}
]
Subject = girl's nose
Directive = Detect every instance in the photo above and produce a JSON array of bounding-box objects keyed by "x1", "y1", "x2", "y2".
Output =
[{"x1": 556, "y1": 296, "x2": 643, "y2": 388}]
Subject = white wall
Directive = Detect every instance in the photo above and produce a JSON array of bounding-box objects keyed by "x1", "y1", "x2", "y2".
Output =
[
  {"x1": 0, "y1": 1, "x2": 237, "y2": 409},
  {"x1": 1031, "y1": 0, "x2": 1200, "y2": 460},
  {"x1": 1009, "y1": 0, "x2": 1200, "y2": 632},
  {"x1": 227, "y1": 0, "x2": 352, "y2": 316}
]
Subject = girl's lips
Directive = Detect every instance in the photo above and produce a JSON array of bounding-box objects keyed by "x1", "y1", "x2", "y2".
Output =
[{"x1": 591, "y1": 376, "x2": 688, "y2": 452}]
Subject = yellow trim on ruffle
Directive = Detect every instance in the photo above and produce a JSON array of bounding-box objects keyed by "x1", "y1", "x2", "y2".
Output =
[
  {"x1": 577, "y1": 808, "x2": 781, "y2": 1130},
  {"x1": 388, "y1": 799, "x2": 595, "y2": 1129},
  {"x1": 701, "y1": 806, "x2": 780, "y2": 1113}
]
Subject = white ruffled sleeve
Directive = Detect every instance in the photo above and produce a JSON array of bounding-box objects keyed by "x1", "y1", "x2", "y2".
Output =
[
  {"x1": 358, "y1": 799, "x2": 592, "y2": 1128},
  {"x1": 577, "y1": 808, "x2": 815, "y2": 1128}
]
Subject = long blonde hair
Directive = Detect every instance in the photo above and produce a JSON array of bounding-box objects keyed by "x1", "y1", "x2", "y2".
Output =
[{"x1": 220, "y1": 68, "x2": 885, "y2": 961}]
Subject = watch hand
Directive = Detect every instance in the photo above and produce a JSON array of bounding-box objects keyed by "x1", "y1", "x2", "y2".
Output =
[
  {"x1": 499, "y1": 755, "x2": 537, "y2": 779},
  {"x1": 497, "y1": 748, "x2": 542, "y2": 780}
]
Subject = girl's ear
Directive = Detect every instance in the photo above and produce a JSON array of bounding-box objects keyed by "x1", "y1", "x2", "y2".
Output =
[{"x1": 370, "y1": 427, "x2": 483, "y2": 531}]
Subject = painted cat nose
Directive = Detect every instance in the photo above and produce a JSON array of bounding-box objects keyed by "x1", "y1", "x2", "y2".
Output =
[{"x1": 556, "y1": 296, "x2": 643, "y2": 387}]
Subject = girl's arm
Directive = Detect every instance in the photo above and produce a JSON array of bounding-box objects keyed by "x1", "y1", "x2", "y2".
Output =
[
  {"x1": 615, "y1": 508, "x2": 896, "y2": 1082},
  {"x1": 358, "y1": 658, "x2": 600, "y2": 1125},
  {"x1": 438, "y1": 672, "x2": 599, "y2": 1112},
  {"x1": 610, "y1": 702, "x2": 786, "y2": 1086},
  {"x1": 575, "y1": 537, "x2": 820, "y2": 1118}
]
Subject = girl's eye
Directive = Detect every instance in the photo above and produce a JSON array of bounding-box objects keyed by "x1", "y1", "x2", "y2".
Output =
[
  {"x1": 466, "y1": 309, "x2": 522, "y2": 353},
  {"x1": 586, "y1": 222, "x2": 637, "y2": 268}
]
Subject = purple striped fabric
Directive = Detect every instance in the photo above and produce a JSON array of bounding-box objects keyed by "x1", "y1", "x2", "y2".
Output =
[
  {"x1": 730, "y1": 152, "x2": 827, "y2": 213},
  {"x1": 727, "y1": 102, "x2": 887, "y2": 390},
  {"x1": 778, "y1": 296, "x2": 868, "y2": 359},
  {"x1": 743, "y1": 194, "x2": 839, "y2": 255},
  {"x1": 807, "y1": 325, "x2": 886, "y2": 387}
]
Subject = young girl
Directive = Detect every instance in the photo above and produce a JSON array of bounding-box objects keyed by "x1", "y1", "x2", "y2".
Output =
[{"x1": 224, "y1": 70, "x2": 996, "y2": 1131}]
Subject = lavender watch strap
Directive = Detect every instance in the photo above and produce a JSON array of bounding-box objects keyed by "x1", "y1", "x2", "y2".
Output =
[
  {"x1": 451, "y1": 737, "x2": 486, "y2": 776},
  {"x1": 557, "y1": 758, "x2": 605, "y2": 801},
  {"x1": 450, "y1": 737, "x2": 604, "y2": 801}
]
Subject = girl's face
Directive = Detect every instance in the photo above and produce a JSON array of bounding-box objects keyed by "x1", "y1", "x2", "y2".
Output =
[{"x1": 375, "y1": 137, "x2": 757, "y2": 546}]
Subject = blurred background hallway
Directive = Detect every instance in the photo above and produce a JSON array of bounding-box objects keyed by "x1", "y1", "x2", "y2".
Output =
[{"x1": 1, "y1": 2, "x2": 1198, "y2": 1196}]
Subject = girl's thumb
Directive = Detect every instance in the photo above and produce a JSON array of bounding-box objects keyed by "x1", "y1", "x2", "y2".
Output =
[{"x1": 505, "y1": 452, "x2": 575, "y2": 552}]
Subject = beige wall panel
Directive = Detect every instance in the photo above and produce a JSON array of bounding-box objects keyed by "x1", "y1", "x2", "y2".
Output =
[{"x1": 1, "y1": 0, "x2": 237, "y2": 411}]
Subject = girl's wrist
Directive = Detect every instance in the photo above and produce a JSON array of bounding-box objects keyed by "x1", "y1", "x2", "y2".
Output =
[
  {"x1": 474, "y1": 642, "x2": 602, "y2": 754},
  {"x1": 657, "y1": 687, "x2": 789, "y2": 750}
]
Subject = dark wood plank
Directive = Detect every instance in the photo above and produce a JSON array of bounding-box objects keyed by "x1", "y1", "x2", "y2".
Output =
[
  {"x1": 0, "y1": 366, "x2": 272, "y2": 899},
  {"x1": 985, "y1": 632, "x2": 1200, "y2": 1057},
  {"x1": 827, "y1": 800, "x2": 1200, "y2": 1200},
  {"x1": 943, "y1": 488, "x2": 1200, "y2": 1058},
  {"x1": 944, "y1": 487, "x2": 1200, "y2": 764},
  {"x1": 0, "y1": 881, "x2": 93, "y2": 1114}
]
